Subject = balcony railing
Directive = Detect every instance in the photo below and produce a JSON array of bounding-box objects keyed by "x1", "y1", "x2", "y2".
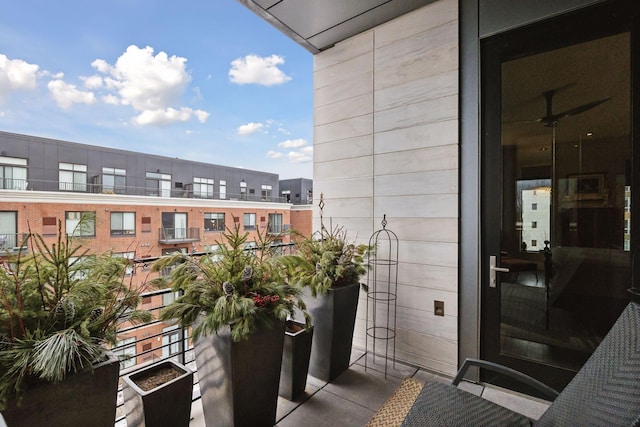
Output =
[
  {"x1": 113, "y1": 286, "x2": 196, "y2": 425},
  {"x1": 113, "y1": 243, "x2": 297, "y2": 424},
  {"x1": 0, "y1": 178, "x2": 289, "y2": 203},
  {"x1": 0, "y1": 178, "x2": 28, "y2": 190},
  {"x1": 158, "y1": 227, "x2": 201, "y2": 244},
  {"x1": 0, "y1": 233, "x2": 29, "y2": 256},
  {"x1": 267, "y1": 224, "x2": 290, "y2": 235}
]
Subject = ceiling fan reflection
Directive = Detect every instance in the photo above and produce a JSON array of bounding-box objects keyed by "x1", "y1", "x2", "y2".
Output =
[{"x1": 534, "y1": 89, "x2": 610, "y2": 128}]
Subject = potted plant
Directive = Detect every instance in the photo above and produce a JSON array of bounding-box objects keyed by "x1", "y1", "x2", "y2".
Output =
[
  {"x1": 122, "y1": 359, "x2": 193, "y2": 427},
  {"x1": 279, "y1": 319, "x2": 314, "y2": 401},
  {"x1": 291, "y1": 220, "x2": 369, "y2": 382},
  {"x1": 0, "y1": 224, "x2": 151, "y2": 427},
  {"x1": 153, "y1": 223, "x2": 309, "y2": 427}
]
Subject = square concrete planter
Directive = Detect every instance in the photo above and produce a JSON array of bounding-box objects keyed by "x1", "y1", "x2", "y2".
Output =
[
  {"x1": 123, "y1": 360, "x2": 193, "y2": 427},
  {"x1": 306, "y1": 282, "x2": 360, "y2": 382},
  {"x1": 195, "y1": 321, "x2": 285, "y2": 427},
  {"x1": 279, "y1": 321, "x2": 314, "y2": 400},
  {"x1": 1, "y1": 352, "x2": 120, "y2": 427}
]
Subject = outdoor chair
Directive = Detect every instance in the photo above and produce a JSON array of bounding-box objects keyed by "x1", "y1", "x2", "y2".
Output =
[{"x1": 402, "y1": 301, "x2": 640, "y2": 426}]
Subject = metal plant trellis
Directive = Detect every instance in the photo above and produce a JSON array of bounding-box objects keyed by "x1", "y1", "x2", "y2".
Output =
[{"x1": 365, "y1": 214, "x2": 399, "y2": 378}]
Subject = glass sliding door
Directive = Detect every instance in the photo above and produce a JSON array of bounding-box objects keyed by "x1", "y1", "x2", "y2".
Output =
[{"x1": 481, "y1": 1, "x2": 637, "y2": 390}]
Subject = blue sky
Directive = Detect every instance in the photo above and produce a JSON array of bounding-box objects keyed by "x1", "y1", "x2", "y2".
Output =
[{"x1": 0, "y1": 1, "x2": 314, "y2": 179}]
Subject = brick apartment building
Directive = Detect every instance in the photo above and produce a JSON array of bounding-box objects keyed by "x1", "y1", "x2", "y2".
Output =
[{"x1": 0, "y1": 130, "x2": 312, "y2": 369}]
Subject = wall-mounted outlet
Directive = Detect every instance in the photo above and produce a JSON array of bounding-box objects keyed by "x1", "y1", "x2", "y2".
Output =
[{"x1": 434, "y1": 300, "x2": 444, "y2": 316}]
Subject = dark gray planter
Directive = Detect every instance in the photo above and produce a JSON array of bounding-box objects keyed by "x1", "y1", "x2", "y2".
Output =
[
  {"x1": 195, "y1": 321, "x2": 285, "y2": 427},
  {"x1": 306, "y1": 282, "x2": 360, "y2": 382},
  {"x1": 123, "y1": 360, "x2": 193, "y2": 427},
  {"x1": 1, "y1": 352, "x2": 119, "y2": 427},
  {"x1": 279, "y1": 321, "x2": 314, "y2": 400}
]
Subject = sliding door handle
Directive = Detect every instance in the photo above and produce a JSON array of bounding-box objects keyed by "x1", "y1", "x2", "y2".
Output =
[{"x1": 489, "y1": 255, "x2": 509, "y2": 288}]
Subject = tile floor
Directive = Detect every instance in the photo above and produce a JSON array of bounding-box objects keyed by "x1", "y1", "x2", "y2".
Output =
[{"x1": 188, "y1": 347, "x2": 552, "y2": 426}]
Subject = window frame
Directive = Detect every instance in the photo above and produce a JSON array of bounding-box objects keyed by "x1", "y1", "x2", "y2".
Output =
[
  {"x1": 59, "y1": 162, "x2": 87, "y2": 192},
  {"x1": 102, "y1": 167, "x2": 126, "y2": 194},
  {"x1": 193, "y1": 177, "x2": 215, "y2": 198},
  {"x1": 204, "y1": 212, "x2": 225, "y2": 232},
  {"x1": 243, "y1": 213, "x2": 256, "y2": 230},
  {"x1": 110, "y1": 212, "x2": 136, "y2": 236},
  {"x1": 65, "y1": 211, "x2": 96, "y2": 237}
]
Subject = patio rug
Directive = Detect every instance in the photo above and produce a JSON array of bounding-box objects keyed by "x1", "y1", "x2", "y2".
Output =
[{"x1": 366, "y1": 377, "x2": 424, "y2": 427}]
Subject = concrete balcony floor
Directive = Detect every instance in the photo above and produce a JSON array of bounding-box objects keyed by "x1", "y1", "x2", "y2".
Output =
[{"x1": 187, "y1": 347, "x2": 552, "y2": 427}]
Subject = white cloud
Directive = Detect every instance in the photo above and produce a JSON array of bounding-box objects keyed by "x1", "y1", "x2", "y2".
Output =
[
  {"x1": 81, "y1": 75, "x2": 103, "y2": 89},
  {"x1": 237, "y1": 122, "x2": 264, "y2": 135},
  {"x1": 102, "y1": 94, "x2": 120, "y2": 105},
  {"x1": 278, "y1": 138, "x2": 307, "y2": 149},
  {"x1": 91, "y1": 45, "x2": 209, "y2": 126},
  {"x1": 288, "y1": 151, "x2": 312, "y2": 163},
  {"x1": 0, "y1": 54, "x2": 39, "y2": 99},
  {"x1": 266, "y1": 141, "x2": 312, "y2": 164},
  {"x1": 193, "y1": 110, "x2": 209, "y2": 122},
  {"x1": 229, "y1": 54, "x2": 291, "y2": 86},
  {"x1": 132, "y1": 107, "x2": 209, "y2": 126},
  {"x1": 266, "y1": 150, "x2": 284, "y2": 159},
  {"x1": 48, "y1": 79, "x2": 96, "y2": 109},
  {"x1": 278, "y1": 127, "x2": 291, "y2": 135}
]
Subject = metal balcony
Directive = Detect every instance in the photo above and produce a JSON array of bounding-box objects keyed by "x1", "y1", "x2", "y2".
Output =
[{"x1": 158, "y1": 227, "x2": 200, "y2": 244}]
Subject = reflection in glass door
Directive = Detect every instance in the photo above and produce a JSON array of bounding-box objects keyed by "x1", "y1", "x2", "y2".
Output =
[{"x1": 498, "y1": 32, "x2": 631, "y2": 374}]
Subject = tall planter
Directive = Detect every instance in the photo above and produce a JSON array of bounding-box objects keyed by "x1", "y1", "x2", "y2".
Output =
[
  {"x1": 1, "y1": 352, "x2": 119, "y2": 427},
  {"x1": 306, "y1": 282, "x2": 360, "y2": 382},
  {"x1": 195, "y1": 321, "x2": 285, "y2": 427},
  {"x1": 279, "y1": 321, "x2": 314, "y2": 400},
  {"x1": 123, "y1": 360, "x2": 193, "y2": 427}
]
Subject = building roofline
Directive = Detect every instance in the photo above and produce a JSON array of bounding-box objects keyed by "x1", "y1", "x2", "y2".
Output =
[{"x1": 0, "y1": 189, "x2": 293, "y2": 210}]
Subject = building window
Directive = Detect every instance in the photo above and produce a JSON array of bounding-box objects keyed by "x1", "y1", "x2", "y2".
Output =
[
  {"x1": 162, "y1": 326, "x2": 182, "y2": 358},
  {"x1": 141, "y1": 216, "x2": 151, "y2": 233},
  {"x1": 59, "y1": 162, "x2": 87, "y2": 192},
  {"x1": 261, "y1": 184, "x2": 272, "y2": 201},
  {"x1": 531, "y1": 203, "x2": 538, "y2": 210},
  {"x1": 65, "y1": 211, "x2": 95, "y2": 237},
  {"x1": 205, "y1": 244, "x2": 223, "y2": 262},
  {"x1": 162, "y1": 212, "x2": 188, "y2": 239},
  {"x1": 110, "y1": 212, "x2": 135, "y2": 235},
  {"x1": 219, "y1": 180, "x2": 226, "y2": 199},
  {"x1": 42, "y1": 217, "x2": 57, "y2": 236},
  {"x1": 204, "y1": 213, "x2": 225, "y2": 232},
  {"x1": 531, "y1": 239, "x2": 538, "y2": 247},
  {"x1": 193, "y1": 177, "x2": 214, "y2": 198},
  {"x1": 0, "y1": 211, "x2": 18, "y2": 250},
  {"x1": 240, "y1": 181, "x2": 247, "y2": 200},
  {"x1": 162, "y1": 291, "x2": 180, "y2": 307},
  {"x1": 69, "y1": 255, "x2": 92, "y2": 281},
  {"x1": 114, "y1": 337, "x2": 136, "y2": 369},
  {"x1": 532, "y1": 221, "x2": 537, "y2": 229},
  {"x1": 268, "y1": 213, "x2": 283, "y2": 234},
  {"x1": 244, "y1": 213, "x2": 256, "y2": 230},
  {"x1": 112, "y1": 252, "x2": 135, "y2": 276},
  {"x1": 281, "y1": 190, "x2": 291, "y2": 203},
  {"x1": 102, "y1": 167, "x2": 126, "y2": 194},
  {"x1": 0, "y1": 156, "x2": 27, "y2": 190},
  {"x1": 146, "y1": 171, "x2": 171, "y2": 197}
]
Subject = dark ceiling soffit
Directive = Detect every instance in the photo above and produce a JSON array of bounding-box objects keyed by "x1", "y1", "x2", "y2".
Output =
[
  {"x1": 236, "y1": 0, "x2": 323, "y2": 54},
  {"x1": 305, "y1": 0, "x2": 440, "y2": 50}
]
